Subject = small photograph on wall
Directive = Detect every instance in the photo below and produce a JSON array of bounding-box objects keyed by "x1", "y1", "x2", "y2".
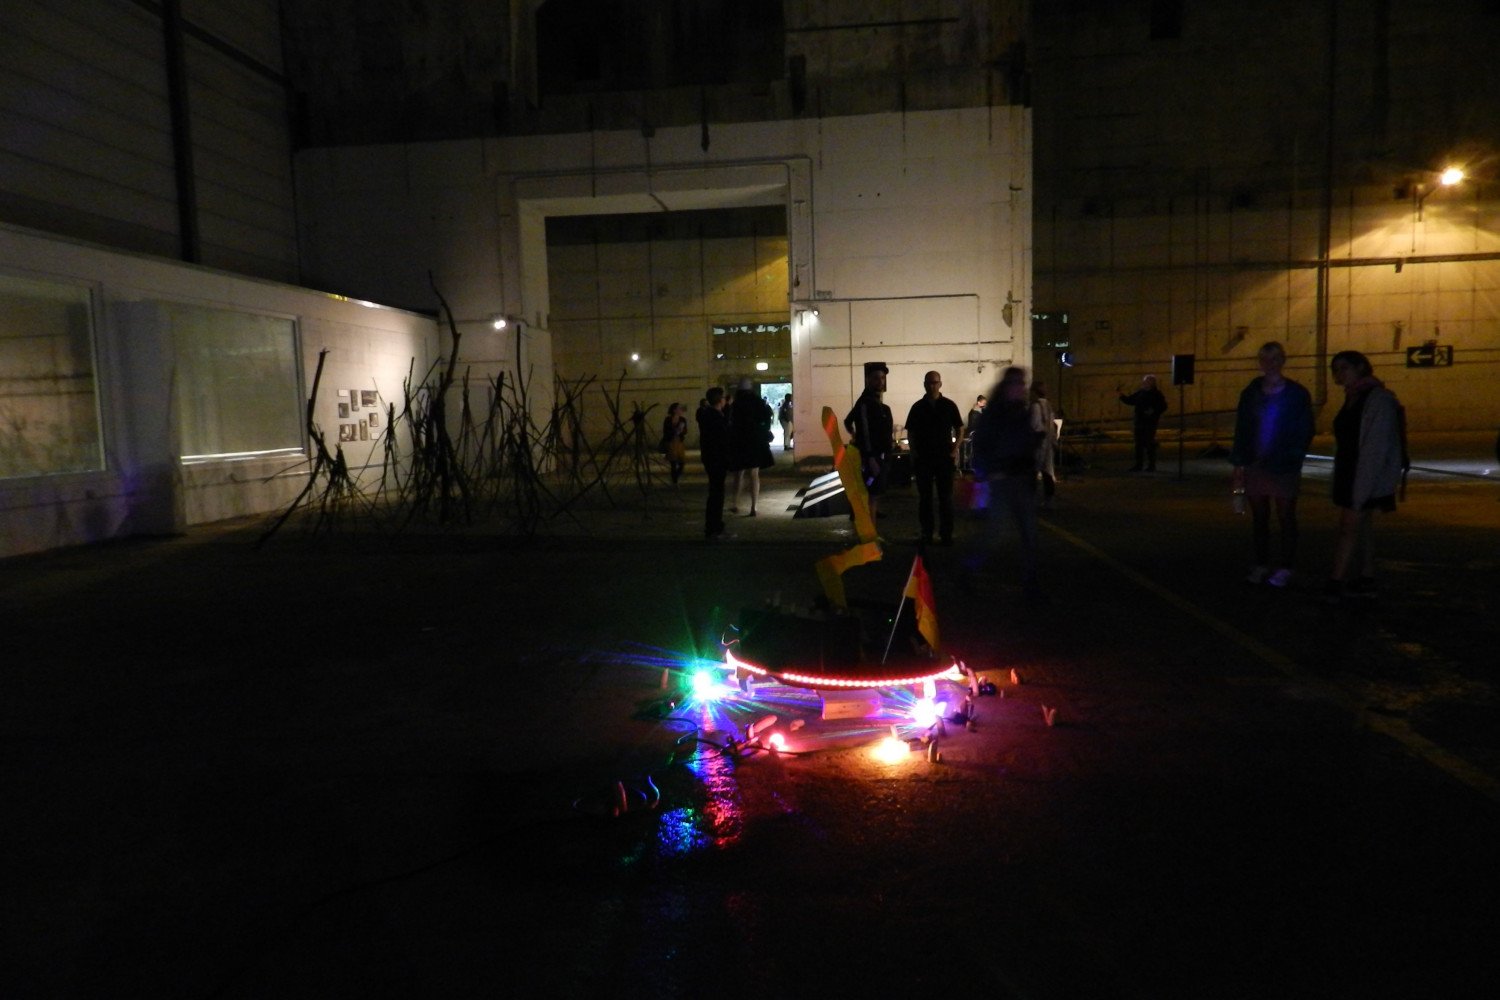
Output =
[
  {"x1": 368, "y1": 412, "x2": 380, "y2": 428},
  {"x1": 337, "y1": 402, "x2": 349, "y2": 418},
  {"x1": 349, "y1": 392, "x2": 360, "y2": 411},
  {"x1": 360, "y1": 390, "x2": 378, "y2": 408},
  {"x1": 339, "y1": 423, "x2": 357, "y2": 442},
  {"x1": 359, "y1": 423, "x2": 369, "y2": 441}
]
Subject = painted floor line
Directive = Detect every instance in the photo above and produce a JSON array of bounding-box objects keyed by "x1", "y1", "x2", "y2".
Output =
[{"x1": 1043, "y1": 519, "x2": 1500, "y2": 804}]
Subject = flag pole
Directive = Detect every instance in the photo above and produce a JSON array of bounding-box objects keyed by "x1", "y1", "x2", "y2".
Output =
[{"x1": 881, "y1": 554, "x2": 921, "y2": 664}]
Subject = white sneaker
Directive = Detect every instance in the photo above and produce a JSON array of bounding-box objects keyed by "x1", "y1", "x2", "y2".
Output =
[
  {"x1": 1267, "y1": 568, "x2": 1294, "y2": 588},
  {"x1": 1245, "y1": 566, "x2": 1270, "y2": 584}
]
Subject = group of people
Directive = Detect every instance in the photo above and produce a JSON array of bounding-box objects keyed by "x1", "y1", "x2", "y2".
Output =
[
  {"x1": 689, "y1": 380, "x2": 778, "y2": 540},
  {"x1": 677, "y1": 342, "x2": 1405, "y2": 605},
  {"x1": 842, "y1": 361, "x2": 1057, "y2": 602},
  {"x1": 1229, "y1": 342, "x2": 1406, "y2": 602}
]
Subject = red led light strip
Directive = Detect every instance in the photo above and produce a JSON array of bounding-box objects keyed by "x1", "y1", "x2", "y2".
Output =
[{"x1": 724, "y1": 647, "x2": 957, "y2": 690}]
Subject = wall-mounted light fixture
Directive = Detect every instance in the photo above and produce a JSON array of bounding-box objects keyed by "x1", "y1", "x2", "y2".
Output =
[
  {"x1": 490, "y1": 314, "x2": 508, "y2": 330},
  {"x1": 1416, "y1": 166, "x2": 1465, "y2": 221},
  {"x1": 755, "y1": 361, "x2": 769, "y2": 371},
  {"x1": 630, "y1": 352, "x2": 641, "y2": 362}
]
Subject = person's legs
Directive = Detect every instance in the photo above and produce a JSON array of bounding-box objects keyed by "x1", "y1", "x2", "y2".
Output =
[
  {"x1": 1006, "y1": 476, "x2": 1042, "y2": 592},
  {"x1": 935, "y1": 464, "x2": 955, "y2": 541},
  {"x1": 730, "y1": 469, "x2": 743, "y2": 512},
  {"x1": 1144, "y1": 432, "x2": 1159, "y2": 471},
  {"x1": 1355, "y1": 510, "x2": 1377, "y2": 578},
  {"x1": 748, "y1": 468, "x2": 760, "y2": 515},
  {"x1": 1249, "y1": 494, "x2": 1272, "y2": 568},
  {"x1": 1330, "y1": 507, "x2": 1368, "y2": 582},
  {"x1": 1274, "y1": 494, "x2": 1299, "y2": 568},
  {"x1": 706, "y1": 465, "x2": 727, "y2": 536},
  {"x1": 914, "y1": 464, "x2": 936, "y2": 540},
  {"x1": 1130, "y1": 430, "x2": 1145, "y2": 470}
]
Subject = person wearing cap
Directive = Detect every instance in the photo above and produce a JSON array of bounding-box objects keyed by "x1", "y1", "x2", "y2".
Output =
[
  {"x1": 905, "y1": 370, "x2": 964, "y2": 545},
  {"x1": 844, "y1": 362, "x2": 894, "y2": 521}
]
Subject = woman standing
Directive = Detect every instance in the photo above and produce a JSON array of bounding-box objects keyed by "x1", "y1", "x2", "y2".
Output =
[
  {"x1": 727, "y1": 381, "x2": 774, "y2": 515},
  {"x1": 1326, "y1": 350, "x2": 1405, "y2": 602},
  {"x1": 1229, "y1": 342, "x2": 1315, "y2": 587},
  {"x1": 660, "y1": 402, "x2": 688, "y2": 484}
]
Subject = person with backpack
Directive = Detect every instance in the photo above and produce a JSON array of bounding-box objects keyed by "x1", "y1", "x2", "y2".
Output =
[{"x1": 1325, "y1": 350, "x2": 1408, "y2": 603}]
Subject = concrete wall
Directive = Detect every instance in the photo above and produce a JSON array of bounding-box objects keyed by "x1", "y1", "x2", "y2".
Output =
[
  {"x1": 0, "y1": 223, "x2": 437, "y2": 559},
  {"x1": 294, "y1": 105, "x2": 1032, "y2": 460},
  {"x1": 548, "y1": 216, "x2": 791, "y2": 441},
  {"x1": 0, "y1": 0, "x2": 298, "y2": 281},
  {"x1": 1032, "y1": 0, "x2": 1500, "y2": 433}
]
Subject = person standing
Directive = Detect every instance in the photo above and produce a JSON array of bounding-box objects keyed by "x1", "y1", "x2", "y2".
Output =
[
  {"x1": 778, "y1": 394, "x2": 794, "y2": 449},
  {"x1": 660, "y1": 402, "x2": 688, "y2": 485},
  {"x1": 1326, "y1": 350, "x2": 1406, "y2": 602},
  {"x1": 1229, "y1": 342, "x2": 1315, "y2": 587},
  {"x1": 969, "y1": 367, "x2": 1045, "y2": 602},
  {"x1": 1118, "y1": 374, "x2": 1168, "y2": 471},
  {"x1": 1030, "y1": 380, "x2": 1059, "y2": 508},
  {"x1": 844, "y1": 361, "x2": 894, "y2": 521},
  {"x1": 697, "y1": 387, "x2": 730, "y2": 539},
  {"x1": 904, "y1": 370, "x2": 965, "y2": 545},
  {"x1": 727, "y1": 380, "x2": 775, "y2": 516},
  {"x1": 961, "y1": 394, "x2": 986, "y2": 472}
]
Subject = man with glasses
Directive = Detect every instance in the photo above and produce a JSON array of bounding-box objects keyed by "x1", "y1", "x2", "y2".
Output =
[{"x1": 904, "y1": 370, "x2": 965, "y2": 546}]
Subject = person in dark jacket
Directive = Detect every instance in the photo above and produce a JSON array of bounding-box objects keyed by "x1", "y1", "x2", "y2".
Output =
[
  {"x1": 1229, "y1": 342, "x2": 1315, "y2": 587},
  {"x1": 844, "y1": 361, "x2": 894, "y2": 521},
  {"x1": 969, "y1": 367, "x2": 1045, "y2": 600},
  {"x1": 1118, "y1": 374, "x2": 1168, "y2": 471},
  {"x1": 727, "y1": 380, "x2": 775, "y2": 516},
  {"x1": 904, "y1": 370, "x2": 964, "y2": 545},
  {"x1": 697, "y1": 387, "x2": 730, "y2": 539}
]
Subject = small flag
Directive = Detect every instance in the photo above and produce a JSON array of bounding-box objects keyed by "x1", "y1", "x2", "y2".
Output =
[{"x1": 904, "y1": 554, "x2": 940, "y2": 651}]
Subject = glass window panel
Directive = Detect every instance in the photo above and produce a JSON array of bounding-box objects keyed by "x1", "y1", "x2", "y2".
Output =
[
  {"x1": 168, "y1": 304, "x2": 304, "y2": 460},
  {"x1": 0, "y1": 273, "x2": 103, "y2": 479}
]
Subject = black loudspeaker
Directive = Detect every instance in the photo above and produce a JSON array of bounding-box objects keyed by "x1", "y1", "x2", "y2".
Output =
[{"x1": 1172, "y1": 353, "x2": 1196, "y2": 385}]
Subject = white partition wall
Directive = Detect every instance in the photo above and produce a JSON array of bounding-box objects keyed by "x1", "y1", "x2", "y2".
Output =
[{"x1": 0, "y1": 223, "x2": 438, "y2": 559}]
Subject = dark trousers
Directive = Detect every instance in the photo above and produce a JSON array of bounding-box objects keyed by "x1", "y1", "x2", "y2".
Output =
[
  {"x1": 704, "y1": 461, "x2": 727, "y2": 536},
  {"x1": 914, "y1": 459, "x2": 956, "y2": 541},
  {"x1": 1132, "y1": 427, "x2": 1159, "y2": 470}
]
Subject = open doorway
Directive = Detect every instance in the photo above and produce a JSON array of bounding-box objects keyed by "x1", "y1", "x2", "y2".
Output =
[{"x1": 761, "y1": 381, "x2": 792, "y2": 452}]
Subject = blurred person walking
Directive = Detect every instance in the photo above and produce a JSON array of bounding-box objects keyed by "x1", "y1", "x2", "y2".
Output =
[{"x1": 969, "y1": 367, "x2": 1046, "y2": 602}]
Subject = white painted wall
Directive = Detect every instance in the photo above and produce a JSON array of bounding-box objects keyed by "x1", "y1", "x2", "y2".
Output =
[
  {"x1": 295, "y1": 105, "x2": 1032, "y2": 460},
  {"x1": 0, "y1": 223, "x2": 437, "y2": 559}
]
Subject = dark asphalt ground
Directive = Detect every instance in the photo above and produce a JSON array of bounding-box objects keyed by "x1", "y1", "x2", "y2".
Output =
[{"x1": 3, "y1": 431, "x2": 1497, "y2": 998}]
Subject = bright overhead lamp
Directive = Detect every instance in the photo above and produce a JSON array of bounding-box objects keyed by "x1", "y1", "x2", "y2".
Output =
[{"x1": 1440, "y1": 166, "x2": 1465, "y2": 186}]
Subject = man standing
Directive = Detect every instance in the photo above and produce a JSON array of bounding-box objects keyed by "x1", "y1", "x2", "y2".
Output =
[
  {"x1": 778, "y1": 394, "x2": 794, "y2": 449},
  {"x1": 697, "y1": 386, "x2": 730, "y2": 539},
  {"x1": 904, "y1": 370, "x2": 964, "y2": 545},
  {"x1": 1118, "y1": 374, "x2": 1168, "y2": 471},
  {"x1": 844, "y1": 362, "x2": 894, "y2": 521}
]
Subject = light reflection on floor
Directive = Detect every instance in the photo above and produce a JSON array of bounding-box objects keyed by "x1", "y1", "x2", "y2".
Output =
[{"x1": 652, "y1": 676, "x2": 973, "y2": 859}]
